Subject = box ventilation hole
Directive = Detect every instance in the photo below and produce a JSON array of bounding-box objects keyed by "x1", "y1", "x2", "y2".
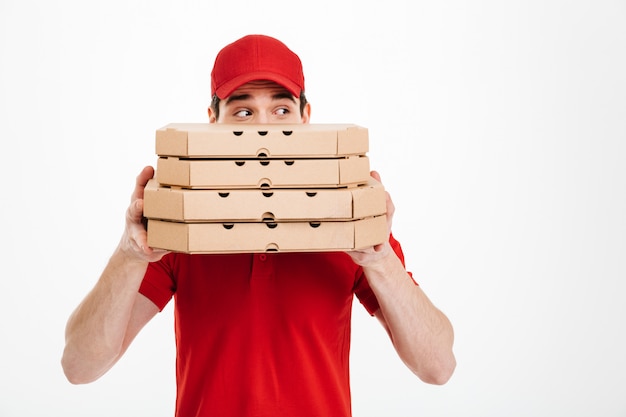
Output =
[{"x1": 265, "y1": 243, "x2": 279, "y2": 252}]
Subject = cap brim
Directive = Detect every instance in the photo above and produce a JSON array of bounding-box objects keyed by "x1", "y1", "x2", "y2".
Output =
[{"x1": 215, "y1": 71, "x2": 302, "y2": 99}]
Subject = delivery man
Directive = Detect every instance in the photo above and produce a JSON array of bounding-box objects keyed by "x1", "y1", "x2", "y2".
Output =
[{"x1": 62, "y1": 34, "x2": 456, "y2": 417}]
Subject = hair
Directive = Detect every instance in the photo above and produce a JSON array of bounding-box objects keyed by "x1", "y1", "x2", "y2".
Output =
[{"x1": 210, "y1": 91, "x2": 309, "y2": 122}]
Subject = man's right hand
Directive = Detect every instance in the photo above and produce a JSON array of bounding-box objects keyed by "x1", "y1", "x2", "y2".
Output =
[{"x1": 118, "y1": 166, "x2": 170, "y2": 263}]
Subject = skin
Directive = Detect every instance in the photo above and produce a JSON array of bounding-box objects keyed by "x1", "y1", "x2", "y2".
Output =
[{"x1": 62, "y1": 80, "x2": 455, "y2": 386}]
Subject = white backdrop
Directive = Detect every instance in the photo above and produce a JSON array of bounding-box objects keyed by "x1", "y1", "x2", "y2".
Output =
[{"x1": 1, "y1": 0, "x2": 625, "y2": 416}]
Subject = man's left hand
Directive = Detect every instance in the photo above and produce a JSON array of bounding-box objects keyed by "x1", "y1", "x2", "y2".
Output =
[{"x1": 347, "y1": 170, "x2": 395, "y2": 267}]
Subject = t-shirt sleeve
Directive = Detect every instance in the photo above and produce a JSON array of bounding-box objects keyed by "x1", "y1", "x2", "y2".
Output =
[
  {"x1": 353, "y1": 233, "x2": 417, "y2": 316},
  {"x1": 139, "y1": 254, "x2": 177, "y2": 312}
]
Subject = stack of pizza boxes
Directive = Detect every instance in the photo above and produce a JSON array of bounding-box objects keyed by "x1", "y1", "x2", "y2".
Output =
[{"x1": 143, "y1": 123, "x2": 388, "y2": 253}]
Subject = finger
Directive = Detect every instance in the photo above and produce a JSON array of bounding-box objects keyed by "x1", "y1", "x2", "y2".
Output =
[
  {"x1": 130, "y1": 200, "x2": 170, "y2": 260},
  {"x1": 138, "y1": 231, "x2": 171, "y2": 261},
  {"x1": 128, "y1": 210, "x2": 149, "y2": 252},
  {"x1": 385, "y1": 192, "x2": 395, "y2": 233},
  {"x1": 131, "y1": 166, "x2": 155, "y2": 202},
  {"x1": 370, "y1": 170, "x2": 381, "y2": 183},
  {"x1": 386, "y1": 191, "x2": 395, "y2": 218},
  {"x1": 144, "y1": 246, "x2": 171, "y2": 260},
  {"x1": 127, "y1": 198, "x2": 145, "y2": 224}
]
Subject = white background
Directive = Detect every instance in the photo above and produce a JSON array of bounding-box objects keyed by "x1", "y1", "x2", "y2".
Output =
[{"x1": 1, "y1": 0, "x2": 625, "y2": 416}]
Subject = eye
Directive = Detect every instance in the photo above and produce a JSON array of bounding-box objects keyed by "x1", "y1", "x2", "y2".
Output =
[
  {"x1": 274, "y1": 107, "x2": 290, "y2": 116},
  {"x1": 234, "y1": 109, "x2": 252, "y2": 118}
]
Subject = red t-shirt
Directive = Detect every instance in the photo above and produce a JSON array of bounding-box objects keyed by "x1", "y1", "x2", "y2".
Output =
[{"x1": 139, "y1": 235, "x2": 408, "y2": 417}]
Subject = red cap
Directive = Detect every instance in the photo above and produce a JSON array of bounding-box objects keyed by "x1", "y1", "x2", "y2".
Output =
[{"x1": 211, "y1": 34, "x2": 305, "y2": 99}]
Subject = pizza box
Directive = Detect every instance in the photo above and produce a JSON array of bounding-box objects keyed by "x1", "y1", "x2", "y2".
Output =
[
  {"x1": 155, "y1": 155, "x2": 370, "y2": 189},
  {"x1": 146, "y1": 215, "x2": 388, "y2": 254},
  {"x1": 143, "y1": 177, "x2": 386, "y2": 222},
  {"x1": 155, "y1": 123, "x2": 368, "y2": 158}
]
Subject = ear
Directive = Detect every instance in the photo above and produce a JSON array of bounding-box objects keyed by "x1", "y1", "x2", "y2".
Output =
[
  {"x1": 207, "y1": 106, "x2": 217, "y2": 123},
  {"x1": 301, "y1": 102, "x2": 311, "y2": 124}
]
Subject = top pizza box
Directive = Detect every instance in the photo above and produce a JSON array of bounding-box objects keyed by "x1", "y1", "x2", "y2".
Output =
[{"x1": 155, "y1": 123, "x2": 369, "y2": 158}]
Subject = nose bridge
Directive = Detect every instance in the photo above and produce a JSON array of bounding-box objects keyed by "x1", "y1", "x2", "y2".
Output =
[{"x1": 256, "y1": 110, "x2": 270, "y2": 124}]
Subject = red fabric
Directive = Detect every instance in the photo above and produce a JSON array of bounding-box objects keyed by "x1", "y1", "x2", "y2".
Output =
[
  {"x1": 211, "y1": 34, "x2": 305, "y2": 99},
  {"x1": 139, "y1": 235, "x2": 409, "y2": 417}
]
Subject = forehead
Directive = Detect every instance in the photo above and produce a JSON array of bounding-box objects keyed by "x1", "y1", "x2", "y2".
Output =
[{"x1": 227, "y1": 80, "x2": 296, "y2": 99}]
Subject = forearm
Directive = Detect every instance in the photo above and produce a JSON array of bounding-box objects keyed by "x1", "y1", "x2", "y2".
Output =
[
  {"x1": 364, "y1": 251, "x2": 456, "y2": 384},
  {"x1": 61, "y1": 246, "x2": 149, "y2": 384}
]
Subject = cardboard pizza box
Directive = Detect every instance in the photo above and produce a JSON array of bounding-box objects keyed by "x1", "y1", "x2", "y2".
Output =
[
  {"x1": 146, "y1": 215, "x2": 388, "y2": 253},
  {"x1": 155, "y1": 155, "x2": 370, "y2": 189},
  {"x1": 143, "y1": 177, "x2": 386, "y2": 222},
  {"x1": 155, "y1": 123, "x2": 369, "y2": 158}
]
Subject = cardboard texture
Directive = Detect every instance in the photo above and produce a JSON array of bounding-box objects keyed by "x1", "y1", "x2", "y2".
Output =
[
  {"x1": 156, "y1": 155, "x2": 371, "y2": 189},
  {"x1": 146, "y1": 215, "x2": 388, "y2": 253},
  {"x1": 143, "y1": 178, "x2": 386, "y2": 222},
  {"x1": 155, "y1": 123, "x2": 369, "y2": 157},
  {"x1": 144, "y1": 123, "x2": 388, "y2": 253}
]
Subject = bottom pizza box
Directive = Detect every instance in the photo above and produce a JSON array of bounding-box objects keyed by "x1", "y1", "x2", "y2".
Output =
[{"x1": 147, "y1": 215, "x2": 388, "y2": 254}]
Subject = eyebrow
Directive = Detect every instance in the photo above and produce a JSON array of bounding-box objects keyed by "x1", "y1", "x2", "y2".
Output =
[
  {"x1": 271, "y1": 92, "x2": 297, "y2": 103},
  {"x1": 225, "y1": 94, "x2": 251, "y2": 105},
  {"x1": 225, "y1": 92, "x2": 297, "y2": 105}
]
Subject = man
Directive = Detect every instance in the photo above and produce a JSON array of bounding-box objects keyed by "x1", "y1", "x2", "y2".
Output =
[{"x1": 62, "y1": 34, "x2": 456, "y2": 416}]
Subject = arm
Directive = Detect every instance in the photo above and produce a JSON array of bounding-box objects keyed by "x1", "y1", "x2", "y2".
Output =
[
  {"x1": 61, "y1": 166, "x2": 169, "y2": 384},
  {"x1": 349, "y1": 172, "x2": 456, "y2": 385}
]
